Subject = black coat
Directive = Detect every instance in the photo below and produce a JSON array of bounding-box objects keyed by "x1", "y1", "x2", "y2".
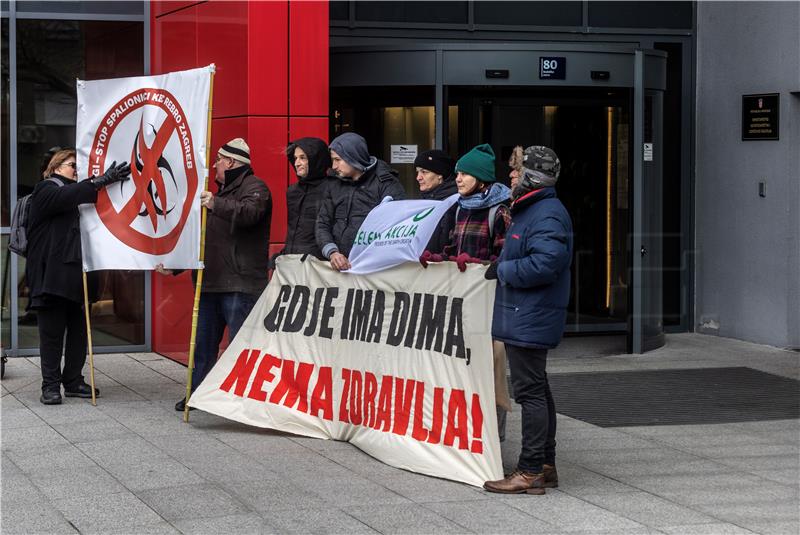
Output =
[
  {"x1": 284, "y1": 138, "x2": 332, "y2": 258},
  {"x1": 420, "y1": 175, "x2": 458, "y2": 255},
  {"x1": 316, "y1": 159, "x2": 406, "y2": 258},
  {"x1": 26, "y1": 175, "x2": 98, "y2": 307},
  {"x1": 203, "y1": 166, "x2": 272, "y2": 295}
]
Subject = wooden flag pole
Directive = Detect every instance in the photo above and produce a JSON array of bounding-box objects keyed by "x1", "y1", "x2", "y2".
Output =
[
  {"x1": 184, "y1": 65, "x2": 215, "y2": 423},
  {"x1": 82, "y1": 271, "x2": 97, "y2": 406}
]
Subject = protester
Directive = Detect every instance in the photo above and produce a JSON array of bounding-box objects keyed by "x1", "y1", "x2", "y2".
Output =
[
  {"x1": 157, "y1": 138, "x2": 271, "y2": 411},
  {"x1": 508, "y1": 145, "x2": 524, "y2": 190},
  {"x1": 415, "y1": 149, "x2": 457, "y2": 255},
  {"x1": 278, "y1": 137, "x2": 332, "y2": 260},
  {"x1": 437, "y1": 143, "x2": 514, "y2": 441},
  {"x1": 316, "y1": 132, "x2": 405, "y2": 271},
  {"x1": 483, "y1": 146, "x2": 573, "y2": 495},
  {"x1": 26, "y1": 149, "x2": 131, "y2": 405}
]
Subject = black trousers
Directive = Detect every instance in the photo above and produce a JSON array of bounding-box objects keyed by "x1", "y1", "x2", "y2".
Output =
[
  {"x1": 505, "y1": 344, "x2": 557, "y2": 473},
  {"x1": 37, "y1": 296, "x2": 87, "y2": 392}
]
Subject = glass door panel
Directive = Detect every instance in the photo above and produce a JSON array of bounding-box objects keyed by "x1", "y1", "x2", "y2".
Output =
[{"x1": 446, "y1": 87, "x2": 631, "y2": 331}]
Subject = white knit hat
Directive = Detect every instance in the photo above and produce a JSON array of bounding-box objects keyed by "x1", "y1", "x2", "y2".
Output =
[{"x1": 218, "y1": 138, "x2": 251, "y2": 165}]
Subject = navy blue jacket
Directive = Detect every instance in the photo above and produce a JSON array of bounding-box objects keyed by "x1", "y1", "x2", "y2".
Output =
[{"x1": 492, "y1": 187, "x2": 573, "y2": 349}]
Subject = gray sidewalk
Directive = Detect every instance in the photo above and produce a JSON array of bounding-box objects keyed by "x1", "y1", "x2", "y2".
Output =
[{"x1": 2, "y1": 333, "x2": 798, "y2": 534}]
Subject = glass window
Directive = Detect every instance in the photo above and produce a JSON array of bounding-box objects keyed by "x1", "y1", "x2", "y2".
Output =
[
  {"x1": 16, "y1": 1, "x2": 144, "y2": 16},
  {"x1": 330, "y1": 0, "x2": 349, "y2": 21},
  {"x1": 15, "y1": 19, "x2": 146, "y2": 348},
  {"x1": 474, "y1": 1, "x2": 583, "y2": 27},
  {"x1": 588, "y1": 1, "x2": 693, "y2": 29},
  {"x1": 356, "y1": 1, "x2": 467, "y2": 24},
  {"x1": 1, "y1": 17, "x2": 9, "y2": 227},
  {"x1": 332, "y1": 86, "x2": 435, "y2": 196}
]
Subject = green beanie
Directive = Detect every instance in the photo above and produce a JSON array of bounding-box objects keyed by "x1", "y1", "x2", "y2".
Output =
[{"x1": 455, "y1": 143, "x2": 496, "y2": 183}]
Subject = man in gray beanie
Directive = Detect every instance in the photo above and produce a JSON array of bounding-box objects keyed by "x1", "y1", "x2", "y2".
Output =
[
  {"x1": 483, "y1": 144, "x2": 572, "y2": 495},
  {"x1": 316, "y1": 132, "x2": 406, "y2": 271}
]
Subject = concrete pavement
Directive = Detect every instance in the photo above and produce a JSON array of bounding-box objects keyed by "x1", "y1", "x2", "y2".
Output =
[{"x1": 1, "y1": 333, "x2": 798, "y2": 534}]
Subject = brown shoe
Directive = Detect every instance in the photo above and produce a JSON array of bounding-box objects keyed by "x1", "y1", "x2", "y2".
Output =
[
  {"x1": 543, "y1": 464, "x2": 559, "y2": 488},
  {"x1": 484, "y1": 470, "x2": 546, "y2": 495}
]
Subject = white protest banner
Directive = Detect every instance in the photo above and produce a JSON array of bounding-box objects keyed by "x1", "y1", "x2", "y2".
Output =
[
  {"x1": 76, "y1": 66, "x2": 213, "y2": 271},
  {"x1": 190, "y1": 255, "x2": 503, "y2": 487},
  {"x1": 347, "y1": 194, "x2": 459, "y2": 274}
]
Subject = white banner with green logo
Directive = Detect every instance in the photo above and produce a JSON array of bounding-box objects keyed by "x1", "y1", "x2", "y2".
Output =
[{"x1": 347, "y1": 195, "x2": 459, "y2": 274}]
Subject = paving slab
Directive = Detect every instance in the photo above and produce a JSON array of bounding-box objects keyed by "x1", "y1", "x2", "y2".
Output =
[
  {"x1": 660, "y1": 523, "x2": 757, "y2": 534},
  {"x1": 578, "y1": 491, "x2": 720, "y2": 528},
  {"x1": 0, "y1": 499, "x2": 77, "y2": 534},
  {"x1": 137, "y1": 483, "x2": 249, "y2": 521},
  {"x1": 28, "y1": 465, "x2": 127, "y2": 500},
  {"x1": 264, "y1": 507, "x2": 379, "y2": 534},
  {"x1": 425, "y1": 499, "x2": 557, "y2": 533},
  {"x1": 8, "y1": 443, "x2": 99, "y2": 475},
  {"x1": 500, "y1": 490, "x2": 647, "y2": 532},
  {"x1": 53, "y1": 491, "x2": 165, "y2": 533},
  {"x1": 173, "y1": 513, "x2": 276, "y2": 535},
  {"x1": 345, "y1": 503, "x2": 471, "y2": 533}
]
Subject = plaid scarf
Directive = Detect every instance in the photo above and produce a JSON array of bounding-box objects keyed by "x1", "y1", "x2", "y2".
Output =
[{"x1": 444, "y1": 203, "x2": 511, "y2": 260}]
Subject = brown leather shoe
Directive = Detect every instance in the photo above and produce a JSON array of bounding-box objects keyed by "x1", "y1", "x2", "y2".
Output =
[
  {"x1": 543, "y1": 464, "x2": 559, "y2": 488},
  {"x1": 484, "y1": 470, "x2": 546, "y2": 495}
]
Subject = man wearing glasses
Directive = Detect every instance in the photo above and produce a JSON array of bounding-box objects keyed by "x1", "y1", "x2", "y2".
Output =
[{"x1": 157, "y1": 138, "x2": 272, "y2": 411}]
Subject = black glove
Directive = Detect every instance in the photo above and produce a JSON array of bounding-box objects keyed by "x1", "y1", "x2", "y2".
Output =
[
  {"x1": 484, "y1": 261, "x2": 499, "y2": 280},
  {"x1": 92, "y1": 160, "x2": 131, "y2": 190}
]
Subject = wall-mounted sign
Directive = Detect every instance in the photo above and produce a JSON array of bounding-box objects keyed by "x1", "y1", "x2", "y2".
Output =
[
  {"x1": 539, "y1": 57, "x2": 566, "y2": 80},
  {"x1": 390, "y1": 144, "x2": 417, "y2": 164},
  {"x1": 643, "y1": 143, "x2": 653, "y2": 162},
  {"x1": 742, "y1": 93, "x2": 779, "y2": 140}
]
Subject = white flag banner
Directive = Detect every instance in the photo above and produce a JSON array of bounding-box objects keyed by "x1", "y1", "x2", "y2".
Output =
[
  {"x1": 346, "y1": 194, "x2": 459, "y2": 274},
  {"x1": 76, "y1": 66, "x2": 213, "y2": 271},
  {"x1": 190, "y1": 255, "x2": 503, "y2": 487}
]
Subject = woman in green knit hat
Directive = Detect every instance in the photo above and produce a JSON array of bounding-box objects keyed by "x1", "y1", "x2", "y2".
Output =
[
  {"x1": 444, "y1": 143, "x2": 512, "y2": 261},
  {"x1": 442, "y1": 143, "x2": 513, "y2": 442}
]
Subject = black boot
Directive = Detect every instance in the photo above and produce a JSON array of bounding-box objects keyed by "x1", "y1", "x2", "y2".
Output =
[{"x1": 40, "y1": 388, "x2": 63, "y2": 405}]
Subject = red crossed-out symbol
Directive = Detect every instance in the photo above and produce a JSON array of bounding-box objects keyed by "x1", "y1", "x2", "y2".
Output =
[{"x1": 92, "y1": 88, "x2": 199, "y2": 255}]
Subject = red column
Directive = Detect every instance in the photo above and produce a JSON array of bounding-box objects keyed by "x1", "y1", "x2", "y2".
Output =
[{"x1": 150, "y1": 0, "x2": 329, "y2": 361}]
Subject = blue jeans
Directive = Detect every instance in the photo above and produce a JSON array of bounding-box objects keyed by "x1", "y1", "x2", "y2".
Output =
[{"x1": 192, "y1": 291, "x2": 258, "y2": 392}]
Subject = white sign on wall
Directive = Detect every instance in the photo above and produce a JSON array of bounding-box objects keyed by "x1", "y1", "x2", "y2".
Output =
[{"x1": 390, "y1": 144, "x2": 418, "y2": 164}]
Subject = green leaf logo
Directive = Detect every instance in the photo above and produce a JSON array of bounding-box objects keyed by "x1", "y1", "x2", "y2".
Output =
[{"x1": 412, "y1": 207, "x2": 435, "y2": 222}]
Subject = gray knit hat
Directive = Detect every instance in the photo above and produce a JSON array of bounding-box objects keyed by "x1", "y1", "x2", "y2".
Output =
[{"x1": 218, "y1": 138, "x2": 251, "y2": 165}]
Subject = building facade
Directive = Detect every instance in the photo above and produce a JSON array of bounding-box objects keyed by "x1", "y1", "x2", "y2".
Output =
[{"x1": 1, "y1": 1, "x2": 797, "y2": 361}]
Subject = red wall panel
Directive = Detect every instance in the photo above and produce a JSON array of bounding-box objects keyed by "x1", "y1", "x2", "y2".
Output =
[
  {"x1": 289, "y1": 117, "x2": 329, "y2": 144},
  {"x1": 152, "y1": 1, "x2": 200, "y2": 18},
  {"x1": 196, "y1": 1, "x2": 249, "y2": 119},
  {"x1": 152, "y1": 6, "x2": 197, "y2": 75},
  {"x1": 248, "y1": 117, "x2": 289, "y2": 244},
  {"x1": 152, "y1": 0, "x2": 328, "y2": 359},
  {"x1": 247, "y1": 0, "x2": 289, "y2": 116},
  {"x1": 289, "y1": 1, "x2": 329, "y2": 117}
]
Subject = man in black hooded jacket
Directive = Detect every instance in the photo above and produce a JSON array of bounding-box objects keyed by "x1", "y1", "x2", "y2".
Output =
[
  {"x1": 280, "y1": 137, "x2": 332, "y2": 259},
  {"x1": 316, "y1": 132, "x2": 406, "y2": 271}
]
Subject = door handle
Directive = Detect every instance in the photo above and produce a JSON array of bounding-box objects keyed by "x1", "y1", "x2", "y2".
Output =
[{"x1": 641, "y1": 246, "x2": 647, "y2": 257}]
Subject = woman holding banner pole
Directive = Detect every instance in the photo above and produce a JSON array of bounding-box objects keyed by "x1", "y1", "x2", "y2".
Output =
[{"x1": 26, "y1": 149, "x2": 130, "y2": 405}]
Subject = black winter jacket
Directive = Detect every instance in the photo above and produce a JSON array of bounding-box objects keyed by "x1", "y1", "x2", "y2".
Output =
[
  {"x1": 420, "y1": 175, "x2": 458, "y2": 255},
  {"x1": 316, "y1": 158, "x2": 406, "y2": 258},
  {"x1": 26, "y1": 175, "x2": 99, "y2": 308},
  {"x1": 203, "y1": 165, "x2": 272, "y2": 295},
  {"x1": 283, "y1": 138, "x2": 332, "y2": 258}
]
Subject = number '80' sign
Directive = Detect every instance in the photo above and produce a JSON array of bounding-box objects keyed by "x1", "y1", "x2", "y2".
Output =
[{"x1": 539, "y1": 56, "x2": 566, "y2": 80}]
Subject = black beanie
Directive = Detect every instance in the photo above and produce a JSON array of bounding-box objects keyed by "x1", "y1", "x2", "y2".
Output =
[{"x1": 414, "y1": 150, "x2": 454, "y2": 177}]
